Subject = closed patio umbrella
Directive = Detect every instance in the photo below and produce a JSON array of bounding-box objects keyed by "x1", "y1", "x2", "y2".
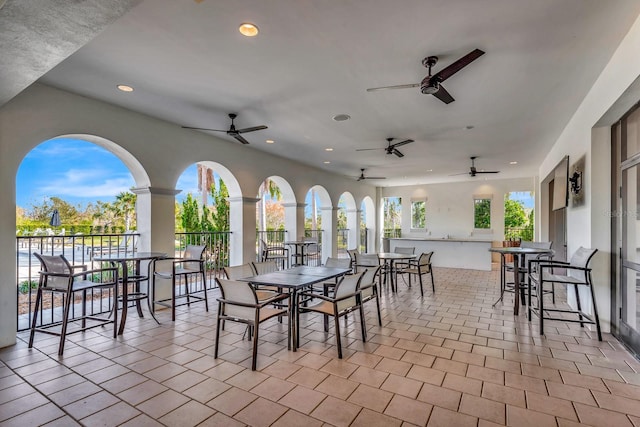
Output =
[{"x1": 49, "y1": 209, "x2": 61, "y2": 227}]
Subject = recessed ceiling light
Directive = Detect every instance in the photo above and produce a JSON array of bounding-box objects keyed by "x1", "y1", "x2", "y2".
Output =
[
  {"x1": 239, "y1": 23, "x2": 259, "y2": 37},
  {"x1": 265, "y1": 139, "x2": 274, "y2": 144},
  {"x1": 325, "y1": 148, "x2": 334, "y2": 152},
  {"x1": 332, "y1": 114, "x2": 351, "y2": 122},
  {"x1": 323, "y1": 161, "x2": 331, "y2": 164},
  {"x1": 427, "y1": 169, "x2": 433, "y2": 172},
  {"x1": 510, "y1": 161, "x2": 518, "y2": 165},
  {"x1": 117, "y1": 84, "x2": 134, "y2": 92}
]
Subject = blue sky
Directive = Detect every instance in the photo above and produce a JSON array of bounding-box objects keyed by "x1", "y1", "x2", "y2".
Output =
[{"x1": 17, "y1": 138, "x2": 135, "y2": 208}]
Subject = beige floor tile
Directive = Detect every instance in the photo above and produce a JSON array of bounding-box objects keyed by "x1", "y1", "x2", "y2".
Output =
[
  {"x1": 206, "y1": 386, "x2": 257, "y2": 416},
  {"x1": 592, "y1": 389, "x2": 640, "y2": 417},
  {"x1": 380, "y1": 373, "x2": 423, "y2": 398},
  {"x1": 0, "y1": 402, "x2": 66, "y2": 427},
  {"x1": 417, "y1": 382, "x2": 462, "y2": 410},
  {"x1": 504, "y1": 372, "x2": 547, "y2": 394},
  {"x1": 347, "y1": 383, "x2": 394, "y2": 412},
  {"x1": 202, "y1": 360, "x2": 245, "y2": 381},
  {"x1": 48, "y1": 381, "x2": 102, "y2": 406},
  {"x1": 525, "y1": 390, "x2": 578, "y2": 420},
  {"x1": 506, "y1": 405, "x2": 558, "y2": 427},
  {"x1": 287, "y1": 366, "x2": 328, "y2": 388},
  {"x1": 375, "y1": 357, "x2": 412, "y2": 376},
  {"x1": 251, "y1": 376, "x2": 296, "y2": 401},
  {"x1": 117, "y1": 380, "x2": 168, "y2": 406},
  {"x1": 234, "y1": 397, "x2": 288, "y2": 427},
  {"x1": 270, "y1": 409, "x2": 324, "y2": 427},
  {"x1": 459, "y1": 393, "x2": 505, "y2": 424},
  {"x1": 545, "y1": 380, "x2": 597, "y2": 406},
  {"x1": 224, "y1": 368, "x2": 268, "y2": 390},
  {"x1": 442, "y1": 372, "x2": 483, "y2": 396},
  {"x1": 320, "y1": 358, "x2": 359, "y2": 378},
  {"x1": 278, "y1": 385, "x2": 327, "y2": 414},
  {"x1": 63, "y1": 390, "x2": 120, "y2": 420},
  {"x1": 0, "y1": 392, "x2": 49, "y2": 422},
  {"x1": 384, "y1": 394, "x2": 433, "y2": 426},
  {"x1": 197, "y1": 411, "x2": 246, "y2": 427},
  {"x1": 346, "y1": 351, "x2": 384, "y2": 368},
  {"x1": 310, "y1": 395, "x2": 362, "y2": 427},
  {"x1": 350, "y1": 408, "x2": 402, "y2": 426},
  {"x1": 348, "y1": 365, "x2": 390, "y2": 388},
  {"x1": 315, "y1": 374, "x2": 359, "y2": 399},
  {"x1": 406, "y1": 364, "x2": 446, "y2": 386},
  {"x1": 157, "y1": 399, "x2": 216, "y2": 427},
  {"x1": 427, "y1": 406, "x2": 477, "y2": 427},
  {"x1": 574, "y1": 402, "x2": 635, "y2": 427},
  {"x1": 481, "y1": 382, "x2": 526, "y2": 407},
  {"x1": 80, "y1": 401, "x2": 140, "y2": 427}
]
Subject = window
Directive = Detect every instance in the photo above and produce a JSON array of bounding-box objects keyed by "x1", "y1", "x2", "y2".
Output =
[
  {"x1": 383, "y1": 197, "x2": 402, "y2": 237},
  {"x1": 411, "y1": 200, "x2": 425, "y2": 229},
  {"x1": 474, "y1": 198, "x2": 491, "y2": 229}
]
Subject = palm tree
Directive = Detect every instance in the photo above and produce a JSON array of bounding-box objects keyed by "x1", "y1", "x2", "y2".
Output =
[
  {"x1": 197, "y1": 163, "x2": 214, "y2": 206},
  {"x1": 258, "y1": 179, "x2": 281, "y2": 231},
  {"x1": 113, "y1": 191, "x2": 137, "y2": 230}
]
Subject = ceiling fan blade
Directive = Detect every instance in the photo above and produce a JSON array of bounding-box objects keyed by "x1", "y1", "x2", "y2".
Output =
[
  {"x1": 366, "y1": 83, "x2": 420, "y2": 92},
  {"x1": 365, "y1": 176, "x2": 386, "y2": 180},
  {"x1": 182, "y1": 126, "x2": 227, "y2": 132},
  {"x1": 393, "y1": 148, "x2": 404, "y2": 158},
  {"x1": 232, "y1": 134, "x2": 251, "y2": 145},
  {"x1": 355, "y1": 147, "x2": 384, "y2": 152},
  {"x1": 476, "y1": 171, "x2": 500, "y2": 174},
  {"x1": 433, "y1": 49, "x2": 485, "y2": 83},
  {"x1": 236, "y1": 125, "x2": 268, "y2": 134},
  {"x1": 433, "y1": 85, "x2": 455, "y2": 104},
  {"x1": 449, "y1": 172, "x2": 470, "y2": 176},
  {"x1": 391, "y1": 139, "x2": 413, "y2": 149}
]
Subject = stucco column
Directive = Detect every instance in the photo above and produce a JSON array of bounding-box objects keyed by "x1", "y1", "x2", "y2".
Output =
[
  {"x1": 131, "y1": 186, "x2": 179, "y2": 254},
  {"x1": 0, "y1": 166, "x2": 17, "y2": 347},
  {"x1": 229, "y1": 197, "x2": 259, "y2": 265},
  {"x1": 320, "y1": 206, "x2": 338, "y2": 260},
  {"x1": 132, "y1": 186, "x2": 180, "y2": 307},
  {"x1": 347, "y1": 209, "x2": 359, "y2": 251},
  {"x1": 284, "y1": 202, "x2": 306, "y2": 266}
]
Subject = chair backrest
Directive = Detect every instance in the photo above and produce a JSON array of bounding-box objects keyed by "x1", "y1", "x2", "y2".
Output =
[
  {"x1": 394, "y1": 246, "x2": 415, "y2": 255},
  {"x1": 360, "y1": 266, "x2": 381, "y2": 298},
  {"x1": 34, "y1": 253, "x2": 73, "y2": 291},
  {"x1": 347, "y1": 249, "x2": 359, "y2": 263},
  {"x1": 418, "y1": 252, "x2": 433, "y2": 267},
  {"x1": 519, "y1": 241, "x2": 553, "y2": 267},
  {"x1": 251, "y1": 260, "x2": 279, "y2": 275},
  {"x1": 224, "y1": 263, "x2": 255, "y2": 280},
  {"x1": 182, "y1": 244, "x2": 206, "y2": 270},
  {"x1": 568, "y1": 247, "x2": 598, "y2": 282},
  {"x1": 324, "y1": 257, "x2": 351, "y2": 269},
  {"x1": 334, "y1": 271, "x2": 364, "y2": 312},
  {"x1": 216, "y1": 278, "x2": 258, "y2": 320},
  {"x1": 355, "y1": 252, "x2": 379, "y2": 267}
]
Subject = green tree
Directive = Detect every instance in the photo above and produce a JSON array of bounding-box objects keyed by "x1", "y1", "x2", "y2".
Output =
[
  {"x1": 411, "y1": 201, "x2": 425, "y2": 228},
  {"x1": 27, "y1": 196, "x2": 80, "y2": 224},
  {"x1": 181, "y1": 193, "x2": 200, "y2": 232},
  {"x1": 112, "y1": 191, "x2": 137, "y2": 230},
  {"x1": 474, "y1": 199, "x2": 491, "y2": 229},
  {"x1": 337, "y1": 209, "x2": 347, "y2": 230},
  {"x1": 383, "y1": 197, "x2": 402, "y2": 230},
  {"x1": 210, "y1": 179, "x2": 230, "y2": 232},
  {"x1": 504, "y1": 198, "x2": 527, "y2": 229}
]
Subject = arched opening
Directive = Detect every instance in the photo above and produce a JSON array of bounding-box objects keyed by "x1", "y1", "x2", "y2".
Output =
[
  {"x1": 305, "y1": 185, "x2": 333, "y2": 262},
  {"x1": 175, "y1": 161, "x2": 242, "y2": 271},
  {"x1": 15, "y1": 135, "x2": 149, "y2": 331},
  {"x1": 256, "y1": 176, "x2": 295, "y2": 261},
  {"x1": 338, "y1": 192, "x2": 357, "y2": 257},
  {"x1": 361, "y1": 196, "x2": 376, "y2": 252}
]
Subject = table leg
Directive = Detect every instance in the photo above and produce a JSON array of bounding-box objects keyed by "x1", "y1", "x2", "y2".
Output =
[
  {"x1": 292, "y1": 288, "x2": 298, "y2": 351},
  {"x1": 389, "y1": 260, "x2": 396, "y2": 292},
  {"x1": 513, "y1": 254, "x2": 520, "y2": 315},
  {"x1": 492, "y1": 253, "x2": 507, "y2": 307},
  {"x1": 118, "y1": 261, "x2": 128, "y2": 335}
]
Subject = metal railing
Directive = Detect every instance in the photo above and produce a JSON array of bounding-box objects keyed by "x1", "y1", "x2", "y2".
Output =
[
  {"x1": 384, "y1": 228, "x2": 401, "y2": 238},
  {"x1": 304, "y1": 229, "x2": 323, "y2": 266},
  {"x1": 16, "y1": 233, "x2": 141, "y2": 331},
  {"x1": 256, "y1": 230, "x2": 287, "y2": 261},
  {"x1": 504, "y1": 225, "x2": 533, "y2": 241},
  {"x1": 174, "y1": 231, "x2": 231, "y2": 284},
  {"x1": 360, "y1": 227, "x2": 369, "y2": 253},
  {"x1": 337, "y1": 228, "x2": 349, "y2": 258}
]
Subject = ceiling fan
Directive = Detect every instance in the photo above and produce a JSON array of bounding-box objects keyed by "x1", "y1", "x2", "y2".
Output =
[
  {"x1": 366, "y1": 48, "x2": 485, "y2": 104},
  {"x1": 451, "y1": 156, "x2": 500, "y2": 177},
  {"x1": 182, "y1": 113, "x2": 267, "y2": 145},
  {"x1": 356, "y1": 138, "x2": 414, "y2": 158},
  {"x1": 357, "y1": 168, "x2": 386, "y2": 181}
]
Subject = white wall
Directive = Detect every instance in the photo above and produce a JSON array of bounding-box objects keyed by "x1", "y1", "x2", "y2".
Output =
[
  {"x1": 0, "y1": 83, "x2": 377, "y2": 348},
  {"x1": 381, "y1": 177, "x2": 534, "y2": 241},
  {"x1": 538, "y1": 14, "x2": 640, "y2": 333}
]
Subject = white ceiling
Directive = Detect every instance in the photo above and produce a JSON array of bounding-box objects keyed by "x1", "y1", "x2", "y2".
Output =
[{"x1": 27, "y1": 0, "x2": 640, "y2": 186}]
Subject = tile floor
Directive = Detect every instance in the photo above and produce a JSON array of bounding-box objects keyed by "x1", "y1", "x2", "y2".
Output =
[{"x1": 1, "y1": 267, "x2": 639, "y2": 426}]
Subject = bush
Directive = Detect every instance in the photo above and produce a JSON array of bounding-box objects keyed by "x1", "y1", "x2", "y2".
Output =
[{"x1": 18, "y1": 280, "x2": 38, "y2": 294}]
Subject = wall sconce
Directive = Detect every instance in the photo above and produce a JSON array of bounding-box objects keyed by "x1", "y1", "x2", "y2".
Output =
[{"x1": 568, "y1": 170, "x2": 582, "y2": 195}]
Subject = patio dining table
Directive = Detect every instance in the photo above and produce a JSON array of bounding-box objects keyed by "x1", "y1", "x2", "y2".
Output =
[
  {"x1": 239, "y1": 265, "x2": 350, "y2": 350},
  {"x1": 93, "y1": 251, "x2": 167, "y2": 334},
  {"x1": 377, "y1": 252, "x2": 417, "y2": 292}
]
